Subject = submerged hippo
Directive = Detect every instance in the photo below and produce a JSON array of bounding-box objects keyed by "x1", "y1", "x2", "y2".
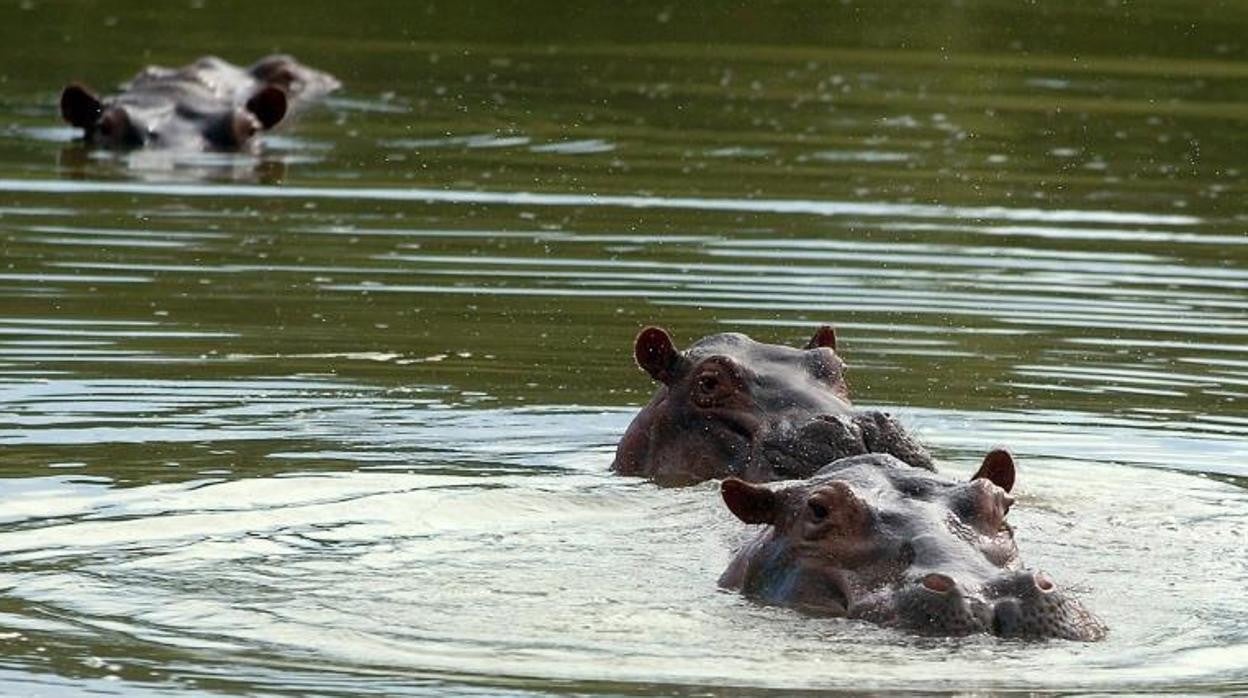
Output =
[
  {"x1": 59, "y1": 55, "x2": 340, "y2": 150},
  {"x1": 719, "y1": 450, "x2": 1106, "y2": 640},
  {"x1": 612, "y1": 326, "x2": 933, "y2": 485}
]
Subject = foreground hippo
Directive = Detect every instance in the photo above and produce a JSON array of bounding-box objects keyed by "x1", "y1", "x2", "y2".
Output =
[
  {"x1": 719, "y1": 450, "x2": 1106, "y2": 640},
  {"x1": 612, "y1": 326, "x2": 933, "y2": 485},
  {"x1": 59, "y1": 55, "x2": 339, "y2": 150}
]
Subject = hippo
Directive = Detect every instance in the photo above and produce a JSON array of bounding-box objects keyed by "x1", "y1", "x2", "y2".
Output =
[
  {"x1": 719, "y1": 450, "x2": 1106, "y2": 640},
  {"x1": 611, "y1": 326, "x2": 933, "y2": 485},
  {"x1": 59, "y1": 55, "x2": 340, "y2": 150}
]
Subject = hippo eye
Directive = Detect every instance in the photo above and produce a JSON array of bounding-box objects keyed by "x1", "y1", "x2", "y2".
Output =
[
  {"x1": 802, "y1": 483, "x2": 870, "y2": 537},
  {"x1": 692, "y1": 373, "x2": 720, "y2": 407},
  {"x1": 807, "y1": 499, "x2": 829, "y2": 521},
  {"x1": 690, "y1": 358, "x2": 742, "y2": 407},
  {"x1": 692, "y1": 368, "x2": 734, "y2": 406}
]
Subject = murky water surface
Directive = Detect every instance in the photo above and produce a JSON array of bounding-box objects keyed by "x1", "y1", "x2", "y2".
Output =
[{"x1": 0, "y1": 1, "x2": 1246, "y2": 695}]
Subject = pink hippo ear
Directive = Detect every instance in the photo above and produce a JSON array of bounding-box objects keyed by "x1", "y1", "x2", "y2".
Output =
[
  {"x1": 805, "y1": 325, "x2": 837, "y2": 351},
  {"x1": 721, "y1": 477, "x2": 779, "y2": 525},
  {"x1": 972, "y1": 448, "x2": 1016, "y2": 493},
  {"x1": 634, "y1": 326, "x2": 682, "y2": 384},
  {"x1": 245, "y1": 86, "x2": 288, "y2": 130},
  {"x1": 60, "y1": 83, "x2": 102, "y2": 128}
]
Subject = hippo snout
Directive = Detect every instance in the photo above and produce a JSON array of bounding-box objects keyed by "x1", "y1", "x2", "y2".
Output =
[
  {"x1": 892, "y1": 569, "x2": 1104, "y2": 641},
  {"x1": 893, "y1": 573, "x2": 987, "y2": 636},
  {"x1": 754, "y1": 410, "x2": 935, "y2": 480},
  {"x1": 984, "y1": 570, "x2": 1107, "y2": 641}
]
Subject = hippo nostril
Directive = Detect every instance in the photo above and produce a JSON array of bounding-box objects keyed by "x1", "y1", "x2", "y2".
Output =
[
  {"x1": 921, "y1": 573, "x2": 956, "y2": 594},
  {"x1": 1034, "y1": 570, "x2": 1056, "y2": 593}
]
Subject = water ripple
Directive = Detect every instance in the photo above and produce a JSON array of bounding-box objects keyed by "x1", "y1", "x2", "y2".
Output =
[{"x1": 0, "y1": 179, "x2": 1202, "y2": 226}]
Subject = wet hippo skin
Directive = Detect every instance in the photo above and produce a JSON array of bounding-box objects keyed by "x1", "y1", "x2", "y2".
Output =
[
  {"x1": 612, "y1": 326, "x2": 934, "y2": 485},
  {"x1": 60, "y1": 55, "x2": 339, "y2": 151},
  {"x1": 719, "y1": 450, "x2": 1106, "y2": 641}
]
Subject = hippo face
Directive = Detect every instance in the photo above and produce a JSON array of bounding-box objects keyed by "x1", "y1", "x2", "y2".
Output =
[
  {"x1": 60, "y1": 82, "x2": 287, "y2": 150},
  {"x1": 719, "y1": 451, "x2": 1106, "y2": 641},
  {"x1": 58, "y1": 55, "x2": 338, "y2": 151},
  {"x1": 611, "y1": 326, "x2": 933, "y2": 486}
]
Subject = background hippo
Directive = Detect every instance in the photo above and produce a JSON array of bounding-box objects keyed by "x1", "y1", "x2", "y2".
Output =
[
  {"x1": 719, "y1": 450, "x2": 1106, "y2": 641},
  {"x1": 612, "y1": 326, "x2": 933, "y2": 485},
  {"x1": 59, "y1": 55, "x2": 339, "y2": 150}
]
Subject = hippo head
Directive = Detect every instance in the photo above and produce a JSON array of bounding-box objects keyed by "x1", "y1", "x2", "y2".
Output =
[
  {"x1": 718, "y1": 451, "x2": 1106, "y2": 641},
  {"x1": 59, "y1": 82, "x2": 287, "y2": 150},
  {"x1": 611, "y1": 326, "x2": 933, "y2": 486}
]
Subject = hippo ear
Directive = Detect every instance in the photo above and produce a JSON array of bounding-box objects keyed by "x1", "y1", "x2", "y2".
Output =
[
  {"x1": 634, "y1": 326, "x2": 682, "y2": 384},
  {"x1": 972, "y1": 448, "x2": 1016, "y2": 493},
  {"x1": 721, "y1": 477, "x2": 778, "y2": 525},
  {"x1": 61, "y1": 83, "x2": 102, "y2": 128},
  {"x1": 245, "y1": 86, "x2": 288, "y2": 130},
  {"x1": 805, "y1": 325, "x2": 837, "y2": 351}
]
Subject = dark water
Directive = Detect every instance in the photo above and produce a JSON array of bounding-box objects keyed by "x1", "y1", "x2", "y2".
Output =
[{"x1": 0, "y1": 1, "x2": 1246, "y2": 695}]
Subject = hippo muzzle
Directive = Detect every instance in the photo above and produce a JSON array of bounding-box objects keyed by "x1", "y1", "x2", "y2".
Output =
[{"x1": 886, "y1": 569, "x2": 1105, "y2": 640}]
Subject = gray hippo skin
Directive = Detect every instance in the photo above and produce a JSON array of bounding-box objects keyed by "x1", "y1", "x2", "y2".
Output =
[
  {"x1": 59, "y1": 55, "x2": 340, "y2": 150},
  {"x1": 611, "y1": 326, "x2": 933, "y2": 485},
  {"x1": 719, "y1": 450, "x2": 1106, "y2": 641}
]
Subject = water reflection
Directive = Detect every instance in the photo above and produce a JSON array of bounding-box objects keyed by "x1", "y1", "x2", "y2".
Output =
[{"x1": 55, "y1": 145, "x2": 296, "y2": 185}]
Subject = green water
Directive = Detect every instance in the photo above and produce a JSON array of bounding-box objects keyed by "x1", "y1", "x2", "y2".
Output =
[{"x1": 0, "y1": 1, "x2": 1246, "y2": 695}]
